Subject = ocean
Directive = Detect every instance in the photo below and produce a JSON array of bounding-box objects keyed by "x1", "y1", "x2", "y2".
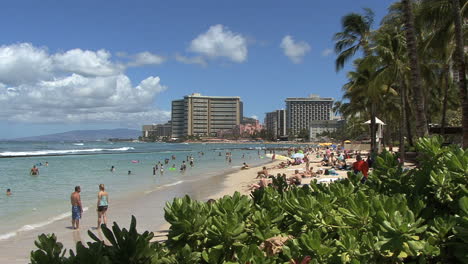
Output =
[{"x1": 0, "y1": 141, "x2": 281, "y2": 241}]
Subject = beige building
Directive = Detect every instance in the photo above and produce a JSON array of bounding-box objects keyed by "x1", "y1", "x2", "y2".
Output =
[
  {"x1": 142, "y1": 121, "x2": 172, "y2": 140},
  {"x1": 171, "y1": 93, "x2": 243, "y2": 138}
]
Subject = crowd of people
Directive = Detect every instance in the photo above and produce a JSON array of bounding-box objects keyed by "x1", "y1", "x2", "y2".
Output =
[{"x1": 249, "y1": 146, "x2": 373, "y2": 190}]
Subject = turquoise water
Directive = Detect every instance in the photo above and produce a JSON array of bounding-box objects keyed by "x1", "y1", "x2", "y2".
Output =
[{"x1": 0, "y1": 141, "x2": 278, "y2": 239}]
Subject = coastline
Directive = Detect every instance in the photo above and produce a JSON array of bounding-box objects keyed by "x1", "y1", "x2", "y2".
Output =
[
  {"x1": 0, "y1": 152, "x2": 350, "y2": 263},
  {"x1": 0, "y1": 156, "x2": 274, "y2": 263}
]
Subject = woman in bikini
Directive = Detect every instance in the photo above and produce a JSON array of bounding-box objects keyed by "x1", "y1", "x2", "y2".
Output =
[{"x1": 96, "y1": 184, "x2": 109, "y2": 229}]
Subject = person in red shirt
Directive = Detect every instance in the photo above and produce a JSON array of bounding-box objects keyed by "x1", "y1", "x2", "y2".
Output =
[{"x1": 352, "y1": 155, "x2": 369, "y2": 183}]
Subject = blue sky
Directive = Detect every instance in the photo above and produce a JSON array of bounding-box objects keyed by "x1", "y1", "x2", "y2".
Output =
[{"x1": 0, "y1": 0, "x2": 395, "y2": 139}]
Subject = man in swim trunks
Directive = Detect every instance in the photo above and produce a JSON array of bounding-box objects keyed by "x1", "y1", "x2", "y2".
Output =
[
  {"x1": 70, "y1": 186, "x2": 83, "y2": 230},
  {"x1": 30, "y1": 165, "x2": 39, "y2": 175}
]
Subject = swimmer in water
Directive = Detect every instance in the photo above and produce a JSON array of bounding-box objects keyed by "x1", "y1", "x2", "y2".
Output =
[
  {"x1": 6, "y1": 188, "x2": 12, "y2": 196},
  {"x1": 110, "y1": 166, "x2": 115, "y2": 172},
  {"x1": 30, "y1": 165, "x2": 39, "y2": 175},
  {"x1": 45, "y1": 161, "x2": 48, "y2": 166},
  {"x1": 128, "y1": 170, "x2": 131, "y2": 175}
]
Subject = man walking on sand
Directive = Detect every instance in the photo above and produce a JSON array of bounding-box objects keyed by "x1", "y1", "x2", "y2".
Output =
[{"x1": 71, "y1": 186, "x2": 83, "y2": 230}]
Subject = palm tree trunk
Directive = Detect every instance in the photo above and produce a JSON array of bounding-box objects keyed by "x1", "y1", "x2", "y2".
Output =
[
  {"x1": 402, "y1": 0, "x2": 429, "y2": 138},
  {"x1": 440, "y1": 66, "x2": 450, "y2": 135},
  {"x1": 400, "y1": 82, "x2": 406, "y2": 163},
  {"x1": 405, "y1": 94, "x2": 414, "y2": 147},
  {"x1": 451, "y1": 0, "x2": 468, "y2": 148},
  {"x1": 370, "y1": 102, "x2": 377, "y2": 154}
]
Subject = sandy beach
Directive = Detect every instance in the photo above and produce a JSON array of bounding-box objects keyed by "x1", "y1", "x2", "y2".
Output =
[{"x1": 0, "y1": 151, "x2": 351, "y2": 263}]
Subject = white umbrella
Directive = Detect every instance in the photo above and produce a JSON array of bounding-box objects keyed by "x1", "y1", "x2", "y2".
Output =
[{"x1": 291, "y1": 153, "x2": 305, "y2": 159}]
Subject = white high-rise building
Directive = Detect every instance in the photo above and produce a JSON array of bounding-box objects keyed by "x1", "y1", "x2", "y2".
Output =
[{"x1": 285, "y1": 94, "x2": 334, "y2": 136}]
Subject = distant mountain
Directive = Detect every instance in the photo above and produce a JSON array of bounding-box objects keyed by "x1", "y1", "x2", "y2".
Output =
[{"x1": 10, "y1": 128, "x2": 141, "y2": 142}]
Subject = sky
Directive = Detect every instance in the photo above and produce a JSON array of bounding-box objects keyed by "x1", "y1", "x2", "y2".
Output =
[{"x1": 0, "y1": 0, "x2": 396, "y2": 139}]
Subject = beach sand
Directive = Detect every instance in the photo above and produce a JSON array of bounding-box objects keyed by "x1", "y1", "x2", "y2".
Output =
[{"x1": 0, "y1": 153, "x2": 351, "y2": 263}]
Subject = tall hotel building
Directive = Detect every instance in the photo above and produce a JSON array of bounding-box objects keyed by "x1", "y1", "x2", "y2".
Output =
[
  {"x1": 285, "y1": 94, "x2": 334, "y2": 136},
  {"x1": 171, "y1": 93, "x2": 243, "y2": 138},
  {"x1": 265, "y1": 109, "x2": 287, "y2": 139}
]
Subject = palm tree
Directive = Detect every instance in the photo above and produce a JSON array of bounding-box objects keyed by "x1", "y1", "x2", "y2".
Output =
[
  {"x1": 419, "y1": 0, "x2": 467, "y2": 146},
  {"x1": 401, "y1": 0, "x2": 429, "y2": 138},
  {"x1": 334, "y1": 8, "x2": 379, "y2": 154},
  {"x1": 373, "y1": 23, "x2": 409, "y2": 161},
  {"x1": 450, "y1": 0, "x2": 468, "y2": 148}
]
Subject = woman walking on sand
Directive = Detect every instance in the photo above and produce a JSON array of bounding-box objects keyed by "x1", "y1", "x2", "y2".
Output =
[{"x1": 96, "y1": 184, "x2": 109, "y2": 229}]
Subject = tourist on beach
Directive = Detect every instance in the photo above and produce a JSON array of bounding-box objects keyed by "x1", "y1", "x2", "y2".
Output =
[
  {"x1": 71, "y1": 186, "x2": 83, "y2": 230},
  {"x1": 180, "y1": 161, "x2": 187, "y2": 172},
  {"x1": 352, "y1": 155, "x2": 369, "y2": 183},
  {"x1": 288, "y1": 171, "x2": 302, "y2": 185},
  {"x1": 6, "y1": 188, "x2": 11, "y2": 196},
  {"x1": 110, "y1": 166, "x2": 115, "y2": 172},
  {"x1": 160, "y1": 164, "x2": 164, "y2": 174},
  {"x1": 153, "y1": 166, "x2": 156, "y2": 175},
  {"x1": 257, "y1": 166, "x2": 269, "y2": 178},
  {"x1": 30, "y1": 165, "x2": 39, "y2": 175},
  {"x1": 96, "y1": 184, "x2": 108, "y2": 229},
  {"x1": 249, "y1": 177, "x2": 270, "y2": 190},
  {"x1": 304, "y1": 154, "x2": 310, "y2": 171},
  {"x1": 241, "y1": 162, "x2": 249, "y2": 170}
]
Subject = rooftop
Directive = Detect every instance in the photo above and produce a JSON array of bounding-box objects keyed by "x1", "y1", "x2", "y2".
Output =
[{"x1": 185, "y1": 93, "x2": 241, "y2": 99}]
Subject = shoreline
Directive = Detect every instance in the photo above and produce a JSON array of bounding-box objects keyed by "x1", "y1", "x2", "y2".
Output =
[
  {"x1": 0, "y1": 156, "x2": 273, "y2": 263},
  {"x1": 0, "y1": 151, "x2": 352, "y2": 262}
]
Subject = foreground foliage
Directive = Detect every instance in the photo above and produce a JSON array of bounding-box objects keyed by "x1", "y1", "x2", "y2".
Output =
[{"x1": 31, "y1": 137, "x2": 468, "y2": 263}]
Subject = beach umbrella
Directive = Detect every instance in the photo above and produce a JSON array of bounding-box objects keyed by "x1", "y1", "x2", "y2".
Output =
[
  {"x1": 344, "y1": 140, "x2": 351, "y2": 143},
  {"x1": 298, "y1": 150, "x2": 304, "y2": 153},
  {"x1": 291, "y1": 153, "x2": 305, "y2": 159}
]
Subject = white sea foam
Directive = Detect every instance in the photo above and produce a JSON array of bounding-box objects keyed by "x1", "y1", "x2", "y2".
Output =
[
  {"x1": 144, "y1": 181, "x2": 185, "y2": 194},
  {"x1": 73, "y1": 143, "x2": 84, "y2": 146},
  {"x1": 0, "y1": 207, "x2": 88, "y2": 241},
  {"x1": 162, "y1": 180, "x2": 184, "y2": 187},
  {"x1": 0, "y1": 147, "x2": 134, "y2": 156},
  {"x1": 0, "y1": 232, "x2": 17, "y2": 240}
]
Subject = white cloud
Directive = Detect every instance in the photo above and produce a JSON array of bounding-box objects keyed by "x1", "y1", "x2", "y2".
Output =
[
  {"x1": 0, "y1": 43, "x2": 52, "y2": 85},
  {"x1": 280, "y1": 35, "x2": 311, "y2": 64},
  {"x1": 251, "y1": 115, "x2": 258, "y2": 120},
  {"x1": 127, "y1": 51, "x2": 165, "y2": 67},
  {"x1": 53, "y1": 49, "x2": 123, "y2": 76},
  {"x1": 175, "y1": 54, "x2": 207, "y2": 67},
  {"x1": 189, "y1": 24, "x2": 247, "y2": 63},
  {"x1": 321, "y1": 48, "x2": 333, "y2": 57},
  {"x1": 0, "y1": 43, "x2": 169, "y2": 126}
]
